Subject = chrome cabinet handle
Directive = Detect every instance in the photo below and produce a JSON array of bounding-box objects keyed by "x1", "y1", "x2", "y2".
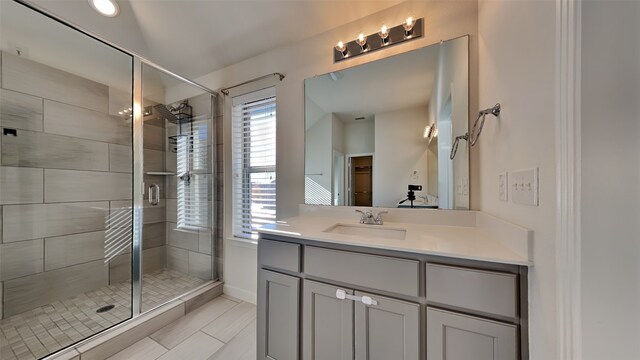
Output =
[{"x1": 148, "y1": 184, "x2": 160, "y2": 206}]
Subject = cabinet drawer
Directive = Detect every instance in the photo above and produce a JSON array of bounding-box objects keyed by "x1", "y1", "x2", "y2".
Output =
[
  {"x1": 426, "y1": 264, "x2": 518, "y2": 319},
  {"x1": 305, "y1": 246, "x2": 419, "y2": 297},
  {"x1": 258, "y1": 239, "x2": 301, "y2": 272}
]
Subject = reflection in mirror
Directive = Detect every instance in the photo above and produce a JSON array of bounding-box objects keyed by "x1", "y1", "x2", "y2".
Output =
[{"x1": 304, "y1": 36, "x2": 469, "y2": 210}]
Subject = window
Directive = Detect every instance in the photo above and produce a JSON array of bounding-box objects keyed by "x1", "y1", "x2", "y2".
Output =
[
  {"x1": 177, "y1": 116, "x2": 209, "y2": 231},
  {"x1": 232, "y1": 87, "x2": 277, "y2": 239}
]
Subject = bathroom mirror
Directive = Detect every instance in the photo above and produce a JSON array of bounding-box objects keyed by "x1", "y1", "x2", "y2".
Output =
[{"x1": 304, "y1": 36, "x2": 469, "y2": 210}]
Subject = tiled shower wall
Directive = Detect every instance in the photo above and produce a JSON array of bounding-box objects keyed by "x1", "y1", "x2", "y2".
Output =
[{"x1": 0, "y1": 52, "x2": 168, "y2": 319}]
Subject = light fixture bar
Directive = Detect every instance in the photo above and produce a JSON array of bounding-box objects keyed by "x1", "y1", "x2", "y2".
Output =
[{"x1": 334, "y1": 17, "x2": 424, "y2": 63}]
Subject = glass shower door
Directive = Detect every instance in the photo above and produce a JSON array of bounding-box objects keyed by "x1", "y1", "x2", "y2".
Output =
[
  {"x1": 0, "y1": 1, "x2": 134, "y2": 359},
  {"x1": 138, "y1": 63, "x2": 216, "y2": 313}
]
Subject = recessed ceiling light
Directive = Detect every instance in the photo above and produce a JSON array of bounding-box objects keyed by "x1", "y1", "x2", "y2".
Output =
[{"x1": 88, "y1": 0, "x2": 119, "y2": 17}]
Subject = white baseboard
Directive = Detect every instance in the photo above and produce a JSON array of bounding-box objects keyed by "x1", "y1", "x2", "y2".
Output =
[{"x1": 223, "y1": 284, "x2": 257, "y2": 304}]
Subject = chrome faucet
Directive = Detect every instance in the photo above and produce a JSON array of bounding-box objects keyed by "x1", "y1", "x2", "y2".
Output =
[{"x1": 355, "y1": 209, "x2": 388, "y2": 225}]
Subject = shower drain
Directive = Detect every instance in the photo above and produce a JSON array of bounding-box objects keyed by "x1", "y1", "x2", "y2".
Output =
[{"x1": 96, "y1": 304, "x2": 116, "y2": 313}]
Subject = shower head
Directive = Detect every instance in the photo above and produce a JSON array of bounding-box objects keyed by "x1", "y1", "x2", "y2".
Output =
[
  {"x1": 153, "y1": 104, "x2": 192, "y2": 124},
  {"x1": 479, "y1": 103, "x2": 501, "y2": 117}
]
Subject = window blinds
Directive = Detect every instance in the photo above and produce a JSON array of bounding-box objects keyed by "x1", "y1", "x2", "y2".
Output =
[
  {"x1": 232, "y1": 87, "x2": 277, "y2": 239},
  {"x1": 177, "y1": 115, "x2": 210, "y2": 231}
]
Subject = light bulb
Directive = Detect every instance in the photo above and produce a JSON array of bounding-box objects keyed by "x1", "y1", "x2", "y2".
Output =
[
  {"x1": 335, "y1": 41, "x2": 349, "y2": 57},
  {"x1": 378, "y1": 24, "x2": 390, "y2": 45},
  {"x1": 403, "y1": 16, "x2": 416, "y2": 37},
  {"x1": 356, "y1": 33, "x2": 368, "y2": 51},
  {"x1": 423, "y1": 125, "x2": 432, "y2": 139}
]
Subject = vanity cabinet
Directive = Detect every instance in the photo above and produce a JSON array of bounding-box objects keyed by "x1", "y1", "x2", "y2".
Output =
[
  {"x1": 257, "y1": 269, "x2": 300, "y2": 360},
  {"x1": 257, "y1": 235, "x2": 528, "y2": 360},
  {"x1": 301, "y1": 279, "x2": 420, "y2": 360}
]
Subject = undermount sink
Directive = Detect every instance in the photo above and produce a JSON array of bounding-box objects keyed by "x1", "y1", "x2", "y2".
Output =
[{"x1": 323, "y1": 224, "x2": 407, "y2": 240}]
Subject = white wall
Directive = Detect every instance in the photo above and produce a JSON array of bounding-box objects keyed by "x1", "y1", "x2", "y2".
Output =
[
  {"x1": 478, "y1": 1, "x2": 557, "y2": 359},
  {"x1": 374, "y1": 106, "x2": 430, "y2": 207},
  {"x1": 581, "y1": 1, "x2": 640, "y2": 359},
  {"x1": 344, "y1": 120, "x2": 375, "y2": 155},
  {"x1": 163, "y1": 1, "x2": 479, "y2": 303}
]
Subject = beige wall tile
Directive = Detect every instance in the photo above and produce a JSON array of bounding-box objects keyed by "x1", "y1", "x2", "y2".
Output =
[
  {"x1": 3, "y1": 259, "x2": 108, "y2": 316},
  {"x1": 165, "y1": 199, "x2": 177, "y2": 223},
  {"x1": 2, "y1": 201, "x2": 108, "y2": 242},
  {"x1": 109, "y1": 253, "x2": 131, "y2": 284},
  {"x1": 188, "y1": 251, "x2": 212, "y2": 280},
  {"x1": 108, "y1": 87, "x2": 132, "y2": 117},
  {"x1": 44, "y1": 100, "x2": 130, "y2": 145},
  {"x1": 143, "y1": 202, "x2": 166, "y2": 224},
  {"x1": 0, "y1": 88, "x2": 43, "y2": 131},
  {"x1": 143, "y1": 246, "x2": 165, "y2": 274},
  {"x1": 0, "y1": 239, "x2": 44, "y2": 281},
  {"x1": 198, "y1": 230, "x2": 212, "y2": 255},
  {"x1": 108, "y1": 144, "x2": 132, "y2": 173},
  {"x1": 167, "y1": 223, "x2": 198, "y2": 251},
  {"x1": 166, "y1": 246, "x2": 188, "y2": 274},
  {"x1": 1, "y1": 130, "x2": 109, "y2": 171},
  {"x1": 44, "y1": 169, "x2": 132, "y2": 202},
  {"x1": 0, "y1": 166, "x2": 43, "y2": 205},
  {"x1": 1, "y1": 52, "x2": 109, "y2": 112},
  {"x1": 44, "y1": 230, "x2": 106, "y2": 271},
  {"x1": 144, "y1": 149, "x2": 164, "y2": 172},
  {"x1": 164, "y1": 176, "x2": 177, "y2": 199},
  {"x1": 143, "y1": 222, "x2": 165, "y2": 249},
  {"x1": 144, "y1": 124, "x2": 164, "y2": 151}
]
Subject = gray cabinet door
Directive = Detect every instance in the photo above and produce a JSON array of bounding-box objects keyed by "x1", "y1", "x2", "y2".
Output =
[
  {"x1": 426, "y1": 307, "x2": 518, "y2": 360},
  {"x1": 354, "y1": 291, "x2": 420, "y2": 360},
  {"x1": 258, "y1": 269, "x2": 300, "y2": 360},
  {"x1": 303, "y1": 280, "x2": 354, "y2": 360}
]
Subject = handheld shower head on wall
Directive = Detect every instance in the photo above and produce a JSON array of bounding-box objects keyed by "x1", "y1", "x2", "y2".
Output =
[{"x1": 450, "y1": 103, "x2": 501, "y2": 160}]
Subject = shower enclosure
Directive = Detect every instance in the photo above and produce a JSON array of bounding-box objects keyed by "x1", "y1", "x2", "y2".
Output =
[{"x1": 0, "y1": 2, "x2": 219, "y2": 359}]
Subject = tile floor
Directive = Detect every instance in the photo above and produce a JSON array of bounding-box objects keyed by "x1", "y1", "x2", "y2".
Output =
[
  {"x1": 0, "y1": 270, "x2": 206, "y2": 360},
  {"x1": 106, "y1": 295, "x2": 256, "y2": 360}
]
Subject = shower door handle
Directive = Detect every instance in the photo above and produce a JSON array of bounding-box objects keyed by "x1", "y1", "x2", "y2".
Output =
[{"x1": 148, "y1": 184, "x2": 160, "y2": 206}]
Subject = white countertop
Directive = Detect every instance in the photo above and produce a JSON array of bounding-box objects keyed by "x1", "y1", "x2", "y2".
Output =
[{"x1": 258, "y1": 214, "x2": 532, "y2": 266}]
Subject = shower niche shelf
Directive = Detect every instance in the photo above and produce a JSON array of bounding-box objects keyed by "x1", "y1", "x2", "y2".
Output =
[{"x1": 145, "y1": 172, "x2": 176, "y2": 176}]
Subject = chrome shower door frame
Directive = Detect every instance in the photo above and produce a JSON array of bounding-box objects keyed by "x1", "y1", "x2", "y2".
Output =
[{"x1": 13, "y1": 0, "x2": 219, "y2": 319}]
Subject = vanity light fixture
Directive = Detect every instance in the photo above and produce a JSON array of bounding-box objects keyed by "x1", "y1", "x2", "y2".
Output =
[
  {"x1": 356, "y1": 33, "x2": 369, "y2": 51},
  {"x1": 88, "y1": 0, "x2": 120, "y2": 17},
  {"x1": 335, "y1": 41, "x2": 349, "y2": 58},
  {"x1": 334, "y1": 17, "x2": 423, "y2": 62}
]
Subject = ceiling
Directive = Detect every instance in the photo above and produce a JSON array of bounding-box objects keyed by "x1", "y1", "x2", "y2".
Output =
[
  {"x1": 305, "y1": 42, "x2": 440, "y2": 127},
  {"x1": 26, "y1": 0, "x2": 406, "y2": 79}
]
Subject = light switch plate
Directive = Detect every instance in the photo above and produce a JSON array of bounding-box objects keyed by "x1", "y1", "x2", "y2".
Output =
[
  {"x1": 499, "y1": 172, "x2": 508, "y2": 202},
  {"x1": 511, "y1": 168, "x2": 539, "y2": 206}
]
